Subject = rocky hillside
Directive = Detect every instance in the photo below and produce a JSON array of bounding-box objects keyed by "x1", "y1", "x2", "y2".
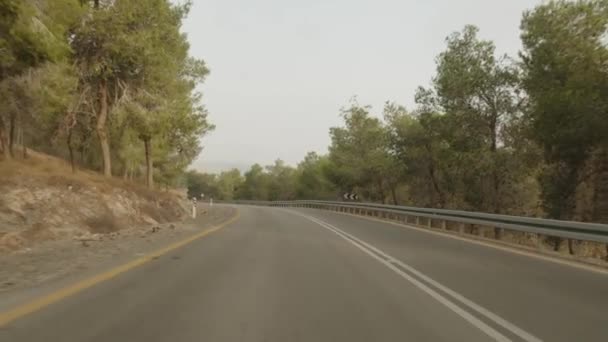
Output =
[{"x1": 0, "y1": 151, "x2": 189, "y2": 253}]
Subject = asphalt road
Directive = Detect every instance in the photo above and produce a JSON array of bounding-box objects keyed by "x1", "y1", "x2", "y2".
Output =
[{"x1": 1, "y1": 205, "x2": 607, "y2": 342}]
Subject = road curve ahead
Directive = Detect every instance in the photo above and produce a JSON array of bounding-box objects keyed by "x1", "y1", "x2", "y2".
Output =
[{"x1": 2, "y1": 205, "x2": 607, "y2": 342}]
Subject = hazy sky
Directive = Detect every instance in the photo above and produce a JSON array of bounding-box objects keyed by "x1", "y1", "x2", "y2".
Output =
[{"x1": 182, "y1": 0, "x2": 541, "y2": 172}]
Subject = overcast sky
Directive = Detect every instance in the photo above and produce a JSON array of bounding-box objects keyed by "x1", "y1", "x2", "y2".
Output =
[{"x1": 182, "y1": 0, "x2": 541, "y2": 172}]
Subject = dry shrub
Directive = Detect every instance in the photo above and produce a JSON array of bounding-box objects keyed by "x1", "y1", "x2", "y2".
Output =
[
  {"x1": 22, "y1": 222, "x2": 55, "y2": 242},
  {"x1": 85, "y1": 213, "x2": 119, "y2": 233},
  {"x1": 0, "y1": 232, "x2": 25, "y2": 251},
  {"x1": 141, "y1": 202, "x2": 175, "y2": 223}
]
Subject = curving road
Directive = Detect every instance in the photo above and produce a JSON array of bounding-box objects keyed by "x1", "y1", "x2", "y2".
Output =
[{"x1": 2, "y1": 205, "x2": 608, "y2": 342}]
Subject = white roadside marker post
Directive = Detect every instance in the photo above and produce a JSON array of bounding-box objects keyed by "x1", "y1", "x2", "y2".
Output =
[{"x1": 191, "y1": 197, "x2": 197, "y2": 219}]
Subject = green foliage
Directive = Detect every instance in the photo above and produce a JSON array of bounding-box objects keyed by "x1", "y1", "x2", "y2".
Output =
[
  {"x1": 410, "y1": 25, "x2": 533, "y2": 213},
  {"x1": 185, "y1": 171, "x2": 219, "y2": 200},
  {"x1": 264, "y1": 160, "x2": 297, "y2": 201},
  {"x1": 296, "y1": 152, "x2": 336, "y2": 200},
  {"x1": 328, "y1": 100, "x2": 398, "y2": 203},
  {"x1": 0, "y1": 0, "x2": 212, "y2": 191},
  {"x1": 0, "y1": 0, "x2": 79, "y2": 79},
  {"x1": 3, "y1": 0, "x2": 606, "y2": 225},
  {"x1": 216, "y1": 169, "x2": 243, "y2": 201},
  {"x1": 521, "y1": 0, "x2": 608, "y2": 219},
  {"x1": 237, "y1": 164, "x2": 270, "y2": 201}
]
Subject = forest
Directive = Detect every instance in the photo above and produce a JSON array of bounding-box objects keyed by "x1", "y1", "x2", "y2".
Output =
[
  {"x1": 187, "y1": 0, "x2": 608, "y2": 224},
  {"x1": 0, "y1": 0, "x2": 212, "y2": 188},
  {"x1": 1, "y1": 1, "x2": 607, "y2": 224}
]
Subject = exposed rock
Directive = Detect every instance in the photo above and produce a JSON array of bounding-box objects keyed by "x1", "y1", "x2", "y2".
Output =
[{"x1": 1, "y1": 176, "x2": 188, "y2": 252}]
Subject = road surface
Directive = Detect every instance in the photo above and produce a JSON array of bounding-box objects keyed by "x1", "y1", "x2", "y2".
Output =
[{"x1": 1, "y1": 205, "x2": 607, "y2": 341}]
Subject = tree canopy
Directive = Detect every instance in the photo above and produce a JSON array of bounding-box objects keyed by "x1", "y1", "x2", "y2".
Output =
[
  {"x1": 186, "y1": 1, "x2": 608, "y2": 232},
  {"x1": 0, "y1": 0, "x2": 212, "y2": 190}
]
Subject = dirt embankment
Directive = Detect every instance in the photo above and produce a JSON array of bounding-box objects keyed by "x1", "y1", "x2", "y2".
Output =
[{"x1": 0, "y1": 152, "x2": 189, "y2": 253}]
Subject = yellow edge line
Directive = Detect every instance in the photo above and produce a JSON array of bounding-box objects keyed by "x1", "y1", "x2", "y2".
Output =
[{"x1": 0, "y1": 210, "x2": 240, "y2": 327}]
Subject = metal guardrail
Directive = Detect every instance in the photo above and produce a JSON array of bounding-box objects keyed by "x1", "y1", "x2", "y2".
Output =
[{"x1": 223, "y1": 200, "x2": 608, "y2": 244}]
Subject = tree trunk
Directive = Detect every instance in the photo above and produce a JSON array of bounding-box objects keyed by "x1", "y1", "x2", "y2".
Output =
[
  {"x1": 489, "y1": 115, "x2": 500, "y2": 209},
  {"x1": 592, "y1": 147, "x2": 608, "y2": 223},
  {"x1": 390, "y1": 184, "x2": 399, "y2": 205},
  {"x1": 428, "y1": 163, "x2": 445, "y2": 208},
  {"x1": 67, "y1": 130, "x2": 76, "y2": 173},
  {"x1": 96, "y1": 79, "x2": 112, "y2": 177},
  {"x1": 20, "y1": 124, "x2": 27, "y2": 159},
  {"x1": 589, "y1": 147, "x2": 608, "y2": 257},
  {"x1": 0, "y1": 121, "x2": 10, "y2": 160},
  {"x1": 489, "y1": 114, "x2": 503, "y2": 238},
  {"x1": 377, "y1": 179, "x2": 386, "y2": 204},
  {"x1": 8, "y1": 114, "x2": 15, "y2": 157},
  {"x1": 143, "y1": 137, "x2": 153, "y2": 189}
]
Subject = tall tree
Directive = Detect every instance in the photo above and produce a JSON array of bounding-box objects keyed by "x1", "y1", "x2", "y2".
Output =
[
  {"x1": 384, "y1": 104, "x2": 453, "y2": 208},
  {"x1": 71, "y1": 0, "x2": 207, "y2": 177},
  {"x1": 216, "y1": 169, "x2": 243, "y2": 200},
  {"x1": 296, "y1": 152, "x2": 336, "y2": 200},
  {"x1": 521, "y1": 0, "x2": 608, "y2": 223},
  {"x1": 237, "y1": 164, "x2": 270, "y2": 200},
  {"x1": 414, "y1": 25, "x2": 529, "y2": 216},
  {"x1": 266, "y1": 159, "x2": 297, "y2": 201},
  {"x1": 0, "y1": 0, "x2": 80, "y2": 158},
  {"x1": 328, "y1": 101, "x2": 396, "y2": 203}
]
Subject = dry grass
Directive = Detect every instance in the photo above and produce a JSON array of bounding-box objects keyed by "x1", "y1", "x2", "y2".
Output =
[
  {"x1": 85, "y1": 213, "x2": 120, "y2": 234},
  {"x1": 21, "y1": 222, "x2": 55, "y2": 242},
  {"x1": 0, "y1": 148, "x2": 177, "y2": 202},
  {"x1": 0, "y1": 149, "x2": 189, "y2": 253},
  {"x1": 141, "y1": 202, "x2": 175, "y2": 222}
]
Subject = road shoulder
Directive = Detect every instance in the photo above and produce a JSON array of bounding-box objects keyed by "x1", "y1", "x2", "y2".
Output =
[{"x1": 0, "y1": 205, "x2": 237, "y2": 314}]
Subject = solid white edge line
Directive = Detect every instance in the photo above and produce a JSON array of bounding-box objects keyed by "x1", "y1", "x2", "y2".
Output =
[
  {"x1": 330, "y1": 207, "x2": 608, "y2": 276},
  {"x1": 301, "y1": 214, "x2": 512, "y2": 342},
  {"x1": 318, "y1": 217, "x2": 543, "y2": 342},
  {"x1": 290, "y1": 210, "x2": 544, "y2": 342}
]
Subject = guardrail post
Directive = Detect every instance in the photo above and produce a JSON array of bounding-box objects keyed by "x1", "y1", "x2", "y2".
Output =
[
  {"x1": 415, "y1": 216, "x2": 420, "y2": 226},
  {"x1": 494, "y1": 227, "x2": 502, "y2": 240},
  {"x1": 440, "y1": 220, "x2": 447, "y2": 230},
  {"x1": 535, "y1": 233, "x2": 543, "y2": 249},
  {"x1": 428, "y1": 217, "x2": 432, "y2": 228},
  {"x1": 458, "y1": 223, "x2": 466, "y2": 234}
]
